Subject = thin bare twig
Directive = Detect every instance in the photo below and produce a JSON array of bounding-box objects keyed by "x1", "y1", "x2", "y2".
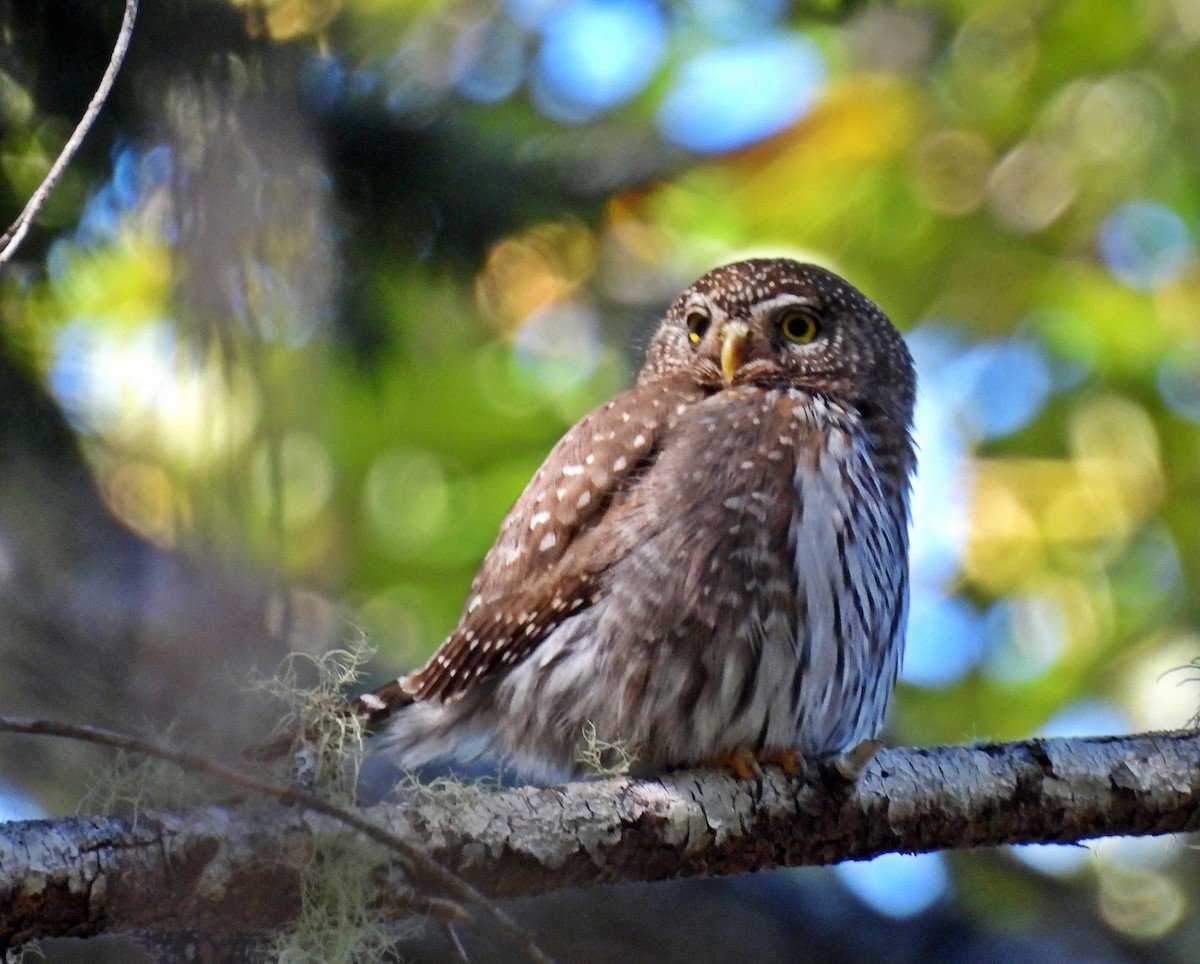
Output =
[
  {"x1": 441, "y1": 922, "x2": 472, "y2": 964},
  {"x1": 0, "y1": 0, "x2": 139, "y2": 267},
  {"x1": 0, "y1": 716, "x2": 558, "y2": 964}
]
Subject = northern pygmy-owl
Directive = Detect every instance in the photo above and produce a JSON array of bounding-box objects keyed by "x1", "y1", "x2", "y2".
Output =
[{"x1": 356, "y1": 258, "x2": 916, "y2": 783}]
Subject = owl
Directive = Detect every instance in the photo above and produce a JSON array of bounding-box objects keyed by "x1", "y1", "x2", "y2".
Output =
[{"x1": 355, "y1": 258, "x2": 916, "y2": 783}]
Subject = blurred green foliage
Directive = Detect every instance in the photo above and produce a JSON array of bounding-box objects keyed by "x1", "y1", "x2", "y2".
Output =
[{"x1": 4, "y1": 0, "x2": 1200, "y2": 952}]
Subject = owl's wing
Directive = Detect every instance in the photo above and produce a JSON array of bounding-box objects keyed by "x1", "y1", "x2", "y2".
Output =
[{"x1": 386, "y1": 375, "x2": 706, "y2": 707}]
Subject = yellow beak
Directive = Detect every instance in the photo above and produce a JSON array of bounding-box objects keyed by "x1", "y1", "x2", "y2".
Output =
[{"x1": 720, "y1": 322, "x2": 749, "y2": 383}]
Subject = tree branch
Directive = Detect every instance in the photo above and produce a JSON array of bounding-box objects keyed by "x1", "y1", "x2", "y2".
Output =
[
  {"x1": 0, "y1": 717, "x2": 557, "y2": 963},
  {"x1": 2, "y1": 729, "x2": 1198, "y2": 948},
  {"x1": 0, "y1": 0, "x2": 139, "y2": 267}
]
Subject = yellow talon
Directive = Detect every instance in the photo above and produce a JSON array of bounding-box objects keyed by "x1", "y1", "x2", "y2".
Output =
[
  {"x1": 758, "y1": 747, "x2": 800, "y2": 775},
  {"x1": 707, "y1": 746, "x2": 800, "y2": 779},
  {"x1": 707, "y1": 746, "x2": 761, "y2": 779}
]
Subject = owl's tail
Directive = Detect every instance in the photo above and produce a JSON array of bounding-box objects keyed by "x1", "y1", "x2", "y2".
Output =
[
  {"x1": 376, "y1": 690, "x2": 580, "y2": 785},
  {"x1": 246, "y1": 675, "x2": 486, "y2": 772},
  {"x1": 375, "y1": 696, "x2": 495, "y2": 774},
  {"x1": 346, "y1": 673, "x2": 493, "y2": 774}
]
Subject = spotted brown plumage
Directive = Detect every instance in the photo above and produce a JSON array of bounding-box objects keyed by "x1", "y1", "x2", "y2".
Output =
[
  {"x1": 357, "y1": 258, "x2": 917, "y2": 782},
  {"x1": 398, "y1": 379, "x2": 703, "y2": 703}
]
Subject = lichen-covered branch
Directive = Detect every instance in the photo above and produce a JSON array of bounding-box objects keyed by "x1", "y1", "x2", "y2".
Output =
[{"x1": 2, "y1": 730, "x2": 1199, "y2": 949}]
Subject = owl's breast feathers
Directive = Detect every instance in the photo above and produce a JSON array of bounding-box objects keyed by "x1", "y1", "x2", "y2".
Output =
[
  {"x1": 393, "y1": 376, "x2": 910, "y2": 723},
  {"x1": 582, "y1": 386, "x2": 910, "y2": 757}
]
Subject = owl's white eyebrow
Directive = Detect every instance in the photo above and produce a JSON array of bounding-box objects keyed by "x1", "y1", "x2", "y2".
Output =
[{"x1": 753, "y1": 293, "x2": 816, "y2": 314}]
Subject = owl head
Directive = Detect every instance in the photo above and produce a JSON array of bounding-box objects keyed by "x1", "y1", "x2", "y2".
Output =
[{"x1": 640, "y1": 258, "x2": 915, "y2": 442}]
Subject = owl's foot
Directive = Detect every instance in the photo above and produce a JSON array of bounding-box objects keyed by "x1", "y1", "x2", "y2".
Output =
[
  {"x1": 707, "y1": 746, "x2": 760, "y2": 779},
  {"x1": 828, "y1": 739, "x2": 884, "y2": 783},
  {"x1": 758, "y1": 746, "x2": 800, "y2": 775},
  {"x1": 707, "y1": 746, "x2": 800, "y2": 779}
]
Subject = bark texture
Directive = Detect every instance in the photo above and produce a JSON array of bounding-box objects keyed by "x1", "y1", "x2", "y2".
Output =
[{"x1": 2, "y1": 730, "x2": 1198, "y2": 948}]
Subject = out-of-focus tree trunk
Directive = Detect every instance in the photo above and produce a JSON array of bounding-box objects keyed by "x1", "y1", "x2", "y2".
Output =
[{"x1": 0, "y1": 347, "x2": 331, "y2": 810}]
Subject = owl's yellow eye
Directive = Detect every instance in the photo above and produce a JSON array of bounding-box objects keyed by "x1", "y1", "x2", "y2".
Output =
[
  {"x1": 686, "y1": 310, "x2": 710, "y2": 345},
  {"x1": 779, "y1": 308, "x2": 819, "y2": 344}
]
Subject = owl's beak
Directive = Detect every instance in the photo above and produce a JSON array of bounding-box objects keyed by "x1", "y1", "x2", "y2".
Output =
[{"x1": 720, "y1": 322, "x2": 750, "y2": 382}]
